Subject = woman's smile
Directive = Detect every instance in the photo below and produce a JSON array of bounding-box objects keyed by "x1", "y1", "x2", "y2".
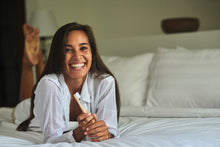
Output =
[{"x1": 69, "y1": 63, "x2": 86, "y2": 70}]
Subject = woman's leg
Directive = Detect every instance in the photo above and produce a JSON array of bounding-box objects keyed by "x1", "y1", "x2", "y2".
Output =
[
  {"x1": 19, "y1": 58, "x2": 35, "y2": 101},
  {"x1": 19, "y1": 24, "x2": 45, "y2": 101}
]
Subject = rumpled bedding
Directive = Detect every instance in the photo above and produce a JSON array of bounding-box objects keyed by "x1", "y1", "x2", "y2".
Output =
[{"x1": 1, "y1": 107, "x2": 220, "y2": 147}]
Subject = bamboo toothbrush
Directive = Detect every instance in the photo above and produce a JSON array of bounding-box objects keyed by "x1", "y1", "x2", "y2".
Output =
[{"x1": 73, "y1": 92, "x2": 87, "y2": 113}]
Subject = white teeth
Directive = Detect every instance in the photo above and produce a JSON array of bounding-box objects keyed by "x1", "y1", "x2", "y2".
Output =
[{"x1": 70, "y1": 63, "x2": 84, "y2": 68}]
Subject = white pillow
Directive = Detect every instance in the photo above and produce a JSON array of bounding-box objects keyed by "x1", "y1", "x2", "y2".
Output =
[
  {"x1": 14, "y1": 98, "x2": 31, "y2": 124},
  {"x1": 147, "y1": 48, "x2": 220, "y2": 108},
  {"x1": 101, "y1": 53, "x2": 154, "y2": 106}
]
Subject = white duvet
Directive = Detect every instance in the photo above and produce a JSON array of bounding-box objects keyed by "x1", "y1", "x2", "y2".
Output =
[{"x1": 1, "y1": 107, "x2": 220, "y2": 147}]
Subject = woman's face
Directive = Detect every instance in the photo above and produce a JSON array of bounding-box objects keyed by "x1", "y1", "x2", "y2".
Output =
[{"x1": 64, "y1": 30, "x2": 92, "y2": 81}]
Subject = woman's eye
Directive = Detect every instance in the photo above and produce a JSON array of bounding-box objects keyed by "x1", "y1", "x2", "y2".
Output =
[
  {"x1": 65, "y1": 48, "x2": 72, "y2": 52},
  {"x1": 80, "y1": 46, "x2": 87, "y2": 51}
]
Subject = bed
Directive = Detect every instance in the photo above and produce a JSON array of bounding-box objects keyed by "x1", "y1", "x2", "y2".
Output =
[{"x1": 1, "y1": 30, "x2": 220, "y2": 147}]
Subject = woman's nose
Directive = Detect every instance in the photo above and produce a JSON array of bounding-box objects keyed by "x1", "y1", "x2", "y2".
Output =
[{"x1": 72, "y1": 50, "x2": 81, "y2": 59}]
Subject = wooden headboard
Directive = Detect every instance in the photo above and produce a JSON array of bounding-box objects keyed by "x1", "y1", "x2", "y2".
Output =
[{"x1": 97, "y1": 30, "x2": 220, "y2": 56}]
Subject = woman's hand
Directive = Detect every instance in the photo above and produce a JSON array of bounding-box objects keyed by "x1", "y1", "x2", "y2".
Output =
[
  {"x1": 76, "y1": 113, "x2": 112, "y2": 142},
  {"x1": 73, "y1": 112, "x2": 97, "y2": 142},
  {"x1": 77, "y1": 113, "x2": 97, "y2": 131},
  {"x1": 84, "y1": 114, "x2": 113, "y2": 142}
]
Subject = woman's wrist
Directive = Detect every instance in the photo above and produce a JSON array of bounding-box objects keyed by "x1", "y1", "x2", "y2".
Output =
[
  {"x1": 109, "y1": 133, "x2": 114, "y2": 139},
  {"x1": 72, "y1": 126, "x2": 85, "y2": 142}
]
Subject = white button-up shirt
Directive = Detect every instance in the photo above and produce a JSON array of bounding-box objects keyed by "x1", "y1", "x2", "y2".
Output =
[{"x1": 33, "y1": 73, "x2": 119, "y2": 143}]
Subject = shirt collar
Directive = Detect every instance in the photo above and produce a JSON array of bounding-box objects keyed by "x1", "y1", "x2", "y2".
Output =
[
  {"x1": 80, "y1": 73, "x2": 91, "y2": 103},
  {"x1": 58, "y1": 74, "x2": 70, "y2": 97},
  {"x1": 59, "y1": 73, "x2": 91, "y2": 103}
]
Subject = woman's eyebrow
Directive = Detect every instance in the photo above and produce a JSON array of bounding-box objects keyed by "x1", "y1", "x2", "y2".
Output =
[
  {"x1": 65, "y1": 43, "x2": 89, "y2": 47},
  {"x1": 65, "y1": 45, "x2": 72, "y2": 47},
  {"x1": 80, "y1": 43, "x2": 89, "y2": 46}
]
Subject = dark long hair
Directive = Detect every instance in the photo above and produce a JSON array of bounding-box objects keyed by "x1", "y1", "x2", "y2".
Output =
[{"x1": 17, "y1": 22, "x2": 120, "y2": 131}]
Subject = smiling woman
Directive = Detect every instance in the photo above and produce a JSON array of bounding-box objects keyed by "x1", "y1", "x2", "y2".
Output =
[{"x1": 16, "y1": 22, "x2": 120, "y2": 143}]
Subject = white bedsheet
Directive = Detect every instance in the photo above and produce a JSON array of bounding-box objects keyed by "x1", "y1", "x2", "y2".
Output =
[
  {"x1": 120, "y1": 106, "x2": 220, "y2": 118},
  {"x1": 1, "y1": 107, "x2": 220, "y2": 147}
]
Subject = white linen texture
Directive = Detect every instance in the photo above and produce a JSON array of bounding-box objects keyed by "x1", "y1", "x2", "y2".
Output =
[{"x1": 147, "y1": 47, "x2": 220, "y2": 108}]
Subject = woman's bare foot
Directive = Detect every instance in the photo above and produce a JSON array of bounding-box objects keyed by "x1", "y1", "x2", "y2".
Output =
[
  {"x1": 23, "y1": 24, "x2": 35, "y2": 38},
  {"x1": 22, "y1": 24, "x2": 40, "y2": 66}
]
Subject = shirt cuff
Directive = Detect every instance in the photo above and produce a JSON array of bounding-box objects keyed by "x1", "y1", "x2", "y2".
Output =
[
  {"x1": 67, "y1": 130, "x2": 75, "y2": 142},
  {"x1": 108, "y1": 128, "x2": 120, "y2": 138},
  {"x1": 45, "y1": 130, "x2": 75, "y2": 143}
]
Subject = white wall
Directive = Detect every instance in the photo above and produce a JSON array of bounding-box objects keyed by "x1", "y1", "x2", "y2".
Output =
[{"x1": 25, "y1": 0, "x2": 220, "y2": 40}]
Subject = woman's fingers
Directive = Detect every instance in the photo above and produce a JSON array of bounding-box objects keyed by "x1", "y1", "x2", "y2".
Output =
[
  {"x1": 86, "y1": 126, "x2": 108, "y2": 137},
  {"x1": 77, "y1": 113, "x2": 112, "y2": 142},
  {"x1": 77, "y1": 113, "x2": 96, "y2": 130},
  {"x1": 86, "y1": 121, "x2": 106, "y2": 133},
  {"x1": 77, "y1": 113, "x2": 90, "y2": 122},
  {"x1": 91, "y1": 134, "x2": 110, "y2": 142},
  {"x1": 92, "y1": 113, "x2": 98, "y2": 121},
  {"x1": 85, "y1": 120, "x2": 111, "y2": 142}
]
